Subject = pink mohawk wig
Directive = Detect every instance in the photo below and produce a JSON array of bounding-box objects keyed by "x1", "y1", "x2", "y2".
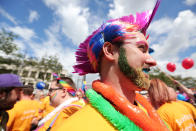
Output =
[{"x1": 73, "y1": 0, "x2": 161, "y2": 75}]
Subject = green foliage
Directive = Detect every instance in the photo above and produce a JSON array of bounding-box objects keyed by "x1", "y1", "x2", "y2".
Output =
[
  {"x1": 38, "y1": 55, "x2": 63, "y2": 73},
  {"x1": 0, "y1": 56, "x2": 21, "y2": 66},
  {"x1": 0, "y1": 29, "x2": 18, "y2": 55},
  {"x1": 0, "y1": 28, "x2": 63, "y2": 76},
  {"x1": 149, "y1": 67, "x2": 196, "y2": 88}
]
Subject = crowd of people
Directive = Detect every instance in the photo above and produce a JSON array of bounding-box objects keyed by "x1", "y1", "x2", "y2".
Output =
[{"x1": 0, "y1": 0, "x2": 196, "y2": 130}]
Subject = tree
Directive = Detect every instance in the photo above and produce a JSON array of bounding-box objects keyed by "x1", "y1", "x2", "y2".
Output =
[
  {"x1": 0, "y1": 29, "x2": 18, "y2": 55},
  {"x1": 39, "y1": 55, "x2": 63, "y2": 73}
]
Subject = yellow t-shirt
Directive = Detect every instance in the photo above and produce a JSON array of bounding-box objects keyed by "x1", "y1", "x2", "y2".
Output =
[
  {"x1": 158, "y1": 101, "x2": 196, "y2": 131},
  {"x1": 39, "y1": 96, "x2": 54, "y2": 118},
  {"x1": 57, "y1": 100, "x2": 152, "y2": 131},
  {"x1": 57, "y1": 104, "x2": 115, "y2": 131},
  {"x1": 36, "y1": 99, "x2": 85, "y2": 131},
  {"x1": 57, "y1": 104, "x2": 117, "y2": 131},
  {"x1": 7, "y1": 99, "x2": 42, "y2": 131}
]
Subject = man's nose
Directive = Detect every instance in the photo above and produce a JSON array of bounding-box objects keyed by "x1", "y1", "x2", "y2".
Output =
[{"x1": 145, "y1": 53, "x2": 157, "y2": 67}]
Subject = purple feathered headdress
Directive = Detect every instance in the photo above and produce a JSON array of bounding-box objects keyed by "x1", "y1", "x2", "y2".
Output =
[{"x1": 73, "y1": 0, "x2": 161, "y2": 75}]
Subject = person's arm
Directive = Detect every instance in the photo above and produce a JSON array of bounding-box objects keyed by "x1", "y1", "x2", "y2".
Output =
[
  {"x1": 30, "y1": 117, "x2": 39, "y2": 131},
  {"x1": 174, "y1": 80, "x2": 194, "y2": 100}
]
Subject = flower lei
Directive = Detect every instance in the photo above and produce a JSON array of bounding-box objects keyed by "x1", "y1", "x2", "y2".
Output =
[{"x1": 86, "y1": 89, "x2": 142, "y2": 131}]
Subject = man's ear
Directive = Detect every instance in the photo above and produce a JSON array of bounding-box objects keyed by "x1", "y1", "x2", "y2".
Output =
[
  {"x1": 62, "y1": 88, "x2": 68, "y2": 97},
  {"x1": 102, "y1": 42, "x2": 117, "y2": 61},
  {"x1": 0, "y1": 92, "x2": 6, "y2": 100}
]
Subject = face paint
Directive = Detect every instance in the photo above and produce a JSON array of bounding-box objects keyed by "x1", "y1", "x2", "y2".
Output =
[
  {"x1": 136, "y1": 41, "x2": 148, "y2": 50},
  {"x1": 118, "y1": 47, "x2": 150, "y2": 90},
  {"x1": 50, "y1": 92, "x2": 58, "y2": 101}
]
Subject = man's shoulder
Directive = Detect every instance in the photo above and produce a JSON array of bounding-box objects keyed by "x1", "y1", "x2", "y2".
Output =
[
  {"x1": 157, "y1": 102, "x2": 175, "y2": 113},
  {"x1": 17, "y1": 99, "x2": 41, "y2": 107},
  {"x1": 72, "y1": 99, "x2": 86, "y2": 107},
  {"x1": 57, "y1": 104, "x2": 116, "y2": 131},
  {"x1": 177, "y1": 100, "x2": 196, "y2": 111},
  {"x1": 10, "y1": 100, "x2": 41, "y2": 112}
]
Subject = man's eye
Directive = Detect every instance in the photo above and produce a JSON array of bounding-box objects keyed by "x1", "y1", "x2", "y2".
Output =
[{"x1": 138, "y1": 45, "x2": 147, "y2": 53}]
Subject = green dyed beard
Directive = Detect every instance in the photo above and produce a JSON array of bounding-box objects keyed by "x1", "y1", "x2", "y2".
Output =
[{"x1": 118, "y1": 47, "x2": 150, "y2": 90}]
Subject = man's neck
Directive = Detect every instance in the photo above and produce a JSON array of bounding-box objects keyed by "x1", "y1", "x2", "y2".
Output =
[
  {"x1": 20, "y1": 95, "x2": 32, "y2": 100},
  {"x1": 101, "y1": 68, "x2": 136, "y2": 104}
]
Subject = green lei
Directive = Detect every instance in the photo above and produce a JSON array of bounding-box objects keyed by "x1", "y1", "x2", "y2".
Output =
[{"x1": 86, "y1": 89, "x2": 142, "y2": 131}]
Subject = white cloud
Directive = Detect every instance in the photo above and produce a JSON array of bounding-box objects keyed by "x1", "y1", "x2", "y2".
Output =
[
  {"x1": 149, "y1": 10, "x2": 196, "y2": 78},
  {"x1": 148, "y1": 17, "x2": 173, "y2": 36},
  {"x1": 14, "y1": 39, "x2": 26, "y2": 51},
  {"x1": 3, "y1": 24, "x2": 75, "y2": 75},
  {"x1": 0, "y1": 24, "x2": 36, "y2": 52},
  {"x1": 26, "y1": 25, "x2": 76, "y2": 72},
  {"x1": 184, "y1": 0, "x2": 196, "y2": 6},
  {"x1": 8, "y1": 26, "x2": 36, "y2": 41},
  {"x1": 150, "y1": 10, "x2": 196, "y2": 60},
  {"x1": 28, "y1": 10, "x2": 39, "y2": 23},
  {"x1": 42, "y1": 0, "x2": 90, "y2": 45},
  {"x1": 108, "y1": 0, "x2": 156, "y2": 18},
  {"x1": 0, "y1": 7, "x2": 17, "y2": 25}
]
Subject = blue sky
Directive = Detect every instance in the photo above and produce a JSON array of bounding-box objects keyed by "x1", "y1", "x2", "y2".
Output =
[{"x1": 0, "y1": 0, "x2": 196, "y2": 83}]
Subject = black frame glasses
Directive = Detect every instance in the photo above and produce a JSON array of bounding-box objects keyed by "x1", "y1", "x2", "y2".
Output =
[{"x1": 48, "y1": 87, "x2": 62, "y2": 93}]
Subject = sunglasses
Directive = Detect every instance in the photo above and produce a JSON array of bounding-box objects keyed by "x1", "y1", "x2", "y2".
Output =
[{"x1": 48, "y1": 87, "x2": 63, "y2": 93}]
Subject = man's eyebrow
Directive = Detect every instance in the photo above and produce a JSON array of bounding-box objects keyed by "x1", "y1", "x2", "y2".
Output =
[
  {"x1": 136, "y1": 41, "x2": 149, "y2": 49},
  {"x1": 124, "y1": 33, "x2": 137, "y2": 39}
]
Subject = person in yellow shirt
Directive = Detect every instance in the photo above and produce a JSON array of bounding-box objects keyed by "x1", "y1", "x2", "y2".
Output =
[
  {"x1": 148, "y1": 79, "x2": 196, "y2": 131},
  {"x1": 35, "y1": 77, "x2": 85, "y2": 131},
  {"x1": 32, "y1": 82, "x2": 54, "y2": 130},
  {"x1": 0, "y1": 74, "x2": 23, "y2": 131},
  {"x1": 7, "y1": 85, "x2": 42, "y2": 131},
  {"x1": 39, "y1": 96, "x2": 54, "y2": 118},
  {"x1": 31, "y1": 95, "x2": 55, "y2": 130}
]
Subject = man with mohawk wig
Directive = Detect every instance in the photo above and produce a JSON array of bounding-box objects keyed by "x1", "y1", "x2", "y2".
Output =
[{"x1": 59, "y1": 0, "x2": 169, "y2": 130}]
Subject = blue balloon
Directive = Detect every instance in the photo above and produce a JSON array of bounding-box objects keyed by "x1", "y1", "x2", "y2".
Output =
[
  {"x1": 36, "y1": 82, "x2": 46, "y2": 90},
  {"x1": 177, "y1": 94, "x2": 186, "y2": 101}
]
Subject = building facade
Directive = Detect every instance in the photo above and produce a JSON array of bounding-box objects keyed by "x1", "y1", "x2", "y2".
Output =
[{"x1": 0, "y1": 63, "x2": 68, "y2": 88}]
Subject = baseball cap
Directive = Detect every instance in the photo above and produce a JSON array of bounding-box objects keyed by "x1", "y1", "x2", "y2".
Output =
[{"x1": 0, "y1": 73, "x2": 24, "y2": 88}]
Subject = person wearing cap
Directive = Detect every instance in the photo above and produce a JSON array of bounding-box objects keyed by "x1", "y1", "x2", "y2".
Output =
[
  {"x1": 0, "y1": 74, "x2": 23, "y2": 131},
  {"x1": 34, "y1": 77, "x2": 85, "y2": 131},
  {"x1": 58, "y1": 0, "x2": 169, "y2": 130},
  {"x1": 6, "y1": 85, "x2": 42, "y2": 131}
]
